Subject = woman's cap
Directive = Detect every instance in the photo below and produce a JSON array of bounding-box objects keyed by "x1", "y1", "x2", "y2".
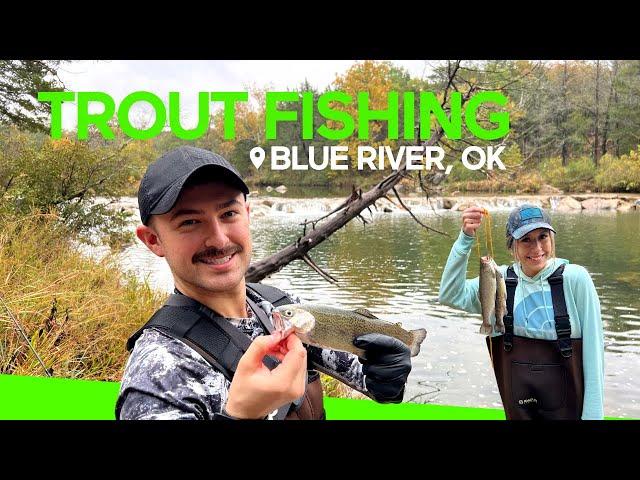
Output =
[{"x1": 506, "y1": 204, "x2": 556, "y2": 241}]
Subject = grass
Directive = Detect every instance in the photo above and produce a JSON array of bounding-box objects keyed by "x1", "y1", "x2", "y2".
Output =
[{"x1": 0, "y1": 212, "x2": 165, "y2": 381}]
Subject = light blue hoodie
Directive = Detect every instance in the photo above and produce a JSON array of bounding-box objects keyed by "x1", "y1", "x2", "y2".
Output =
[{"x1": 438, "y1": 230, "x2": 605, "y2": 420}]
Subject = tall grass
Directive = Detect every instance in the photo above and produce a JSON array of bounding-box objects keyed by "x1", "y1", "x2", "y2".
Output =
[{"x1": 0, "y1": 212, "x2": 165, "y2": 380}]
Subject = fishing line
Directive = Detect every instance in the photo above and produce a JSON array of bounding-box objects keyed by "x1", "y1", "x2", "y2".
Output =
[{"x1": 475, "y1": 208, "x2": 495, "y2": 368}]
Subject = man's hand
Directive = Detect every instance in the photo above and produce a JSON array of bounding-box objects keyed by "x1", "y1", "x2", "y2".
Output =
[
  {"x1": 353, "y1": 333, "x2": 412, "y2": 404},
  {"x1": 224, "y1": 332, "x2": 307, "y2": 419}
]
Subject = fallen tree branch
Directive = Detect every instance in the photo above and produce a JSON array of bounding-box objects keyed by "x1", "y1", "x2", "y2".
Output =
[
  {"x1": 302, "y1": 254, "x2": 338, "y2": 284},
  {"x1": 391, "y1": 187, "x2": 448, "y2": 235}
]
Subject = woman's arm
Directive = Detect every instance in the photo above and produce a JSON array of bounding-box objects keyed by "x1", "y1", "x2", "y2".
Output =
[
  {"x1": 572, "y1": 266, "x2": 605, "y2": 420},
  {"x1": 438, "y1": 229, "x2": 482, "y2": 314}
]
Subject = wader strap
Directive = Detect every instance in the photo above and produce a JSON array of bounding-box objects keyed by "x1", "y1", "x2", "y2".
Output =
[
  {"x1": 247, "y1": 282, "x2": 295, "y2": 307},
  {"x1": 548, "y1": 264, "x2": 572, "y2": 358},
  {"x1": 246, "y1": 296, "x2": 275, "y2": 334},
  {"x1": 504, "y1": 266, "x2": 518, "y2": 352}
]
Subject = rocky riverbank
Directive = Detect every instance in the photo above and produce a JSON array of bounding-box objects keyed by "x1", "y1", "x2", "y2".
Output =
[{"x1": 103, "y1": 193, "x2": 640, "y2": 220}]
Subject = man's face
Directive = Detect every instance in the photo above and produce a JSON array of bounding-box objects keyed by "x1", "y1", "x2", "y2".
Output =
[{"x1": 137, "y1": 181, "x2": 252, "y2": 296}]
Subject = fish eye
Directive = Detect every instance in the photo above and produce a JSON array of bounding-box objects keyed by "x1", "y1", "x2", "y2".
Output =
[{"x1": 284, "y1": 309, "x2": 293, "y2": 317}]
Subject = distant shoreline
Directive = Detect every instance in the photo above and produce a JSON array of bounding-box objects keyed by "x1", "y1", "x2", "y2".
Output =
[{"x1": 106, "y1": 193, "x2": 640, "y2": 220}]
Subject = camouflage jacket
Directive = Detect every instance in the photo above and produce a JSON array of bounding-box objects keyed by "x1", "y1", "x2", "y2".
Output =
[{"x1": 116, "y1": 288, "x2": 367, "y2": 420}]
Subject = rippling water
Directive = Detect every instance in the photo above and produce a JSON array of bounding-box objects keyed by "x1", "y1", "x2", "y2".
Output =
[{"x1": 115, "y1": 199, "x2": 640, "y2": 418}]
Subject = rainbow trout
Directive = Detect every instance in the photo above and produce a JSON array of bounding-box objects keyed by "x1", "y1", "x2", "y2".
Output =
[
  {"x1": 479, "y1": 255, "x2": 507, "y2": 335},
  {"x1": 272, "y1": 303, "x2": 427, "y2": 358}
]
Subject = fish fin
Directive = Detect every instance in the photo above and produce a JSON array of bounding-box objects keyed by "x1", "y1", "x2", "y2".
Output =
[
  {"x1": 409, "y1": 328, "x2": 427, "y2": 357},
  {"x1": 479, "y1": 323, "x2": 493, "y2": 335},
  {"x1": 353, "y1": 308, "x2": 379, "y2": 319}
]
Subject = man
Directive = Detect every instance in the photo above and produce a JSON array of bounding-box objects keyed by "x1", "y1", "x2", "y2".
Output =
[{"x1": 116, "y1": 146, "x2": 412, "y2": 420}]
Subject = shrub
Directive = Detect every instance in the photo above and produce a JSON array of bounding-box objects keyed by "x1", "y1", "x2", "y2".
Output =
[{"x1": 595, "y1": 149, "x2": 640, "y2": 192}]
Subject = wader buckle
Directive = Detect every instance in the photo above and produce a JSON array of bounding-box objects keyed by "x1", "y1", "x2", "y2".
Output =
[
  {"x1": 503, "y1": 333, "x2": 513, "y2": 352},
  {"x1": 558, "y1": 338, "x2": 573, "y2": 358}
]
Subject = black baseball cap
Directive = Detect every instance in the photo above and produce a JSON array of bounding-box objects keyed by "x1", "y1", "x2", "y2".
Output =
[{"x1": 138, "y1": 146, "x2": 249, "y2": 225}]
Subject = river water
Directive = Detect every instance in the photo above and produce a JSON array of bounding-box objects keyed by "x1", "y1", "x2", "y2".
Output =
[{"x1": 112, "y1": 195, "x2": 640, "y2": 418}]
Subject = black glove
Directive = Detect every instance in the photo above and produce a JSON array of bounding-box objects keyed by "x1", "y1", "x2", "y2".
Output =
[{"x1": 353, "y1": 333, "x2": 412, "y2": 404}]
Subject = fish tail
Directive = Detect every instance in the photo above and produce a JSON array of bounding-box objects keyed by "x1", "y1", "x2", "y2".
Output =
[
  {"x1": 409, "y1": 328, "x2": 427, "y2": 357},
  {"x1": 479, "y1": 323, "x2": 493, "y2": 335}
]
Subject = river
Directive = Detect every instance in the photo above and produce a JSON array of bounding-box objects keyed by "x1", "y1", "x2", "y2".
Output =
[{"x1": 110, "y1": 194, "x2": 640, "y2": 418}]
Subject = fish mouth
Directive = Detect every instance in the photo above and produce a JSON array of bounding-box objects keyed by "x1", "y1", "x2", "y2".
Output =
[
  {"x1": 272, "y1": 311, "x2": 294, "y2": 337},
  {"x1": 272, "y1": 311, "x2": 285, "y2": 331}
]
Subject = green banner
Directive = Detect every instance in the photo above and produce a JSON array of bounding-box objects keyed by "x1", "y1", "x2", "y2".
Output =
[
  {"x1": 0, "y1": 374, "x2": 506, "y2": 420},
  {"x1": 0, "y1": 374, "x2": 627, "y2": 420}
]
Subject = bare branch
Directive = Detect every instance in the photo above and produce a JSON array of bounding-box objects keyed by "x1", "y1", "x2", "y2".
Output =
[{"x1": 301, "y1": 254, "x2": 338, "y2": 284}]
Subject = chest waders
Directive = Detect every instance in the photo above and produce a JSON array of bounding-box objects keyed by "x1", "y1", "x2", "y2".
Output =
[
  {"x1": 127, "y1": 283, "x2": 325, "y2": 420},
  {"x1": 486, "y1": 264, "x2": 584, "y2": 420}
]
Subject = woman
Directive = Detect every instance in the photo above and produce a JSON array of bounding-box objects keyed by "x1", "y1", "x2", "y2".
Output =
[{"x1": 438, "y1": 204, "x2": 604, "y2": 420}]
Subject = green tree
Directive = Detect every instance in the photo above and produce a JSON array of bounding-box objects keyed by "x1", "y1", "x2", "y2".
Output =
[{"x1": 0, "y1": 60, "x2": 64, "y2": 132}]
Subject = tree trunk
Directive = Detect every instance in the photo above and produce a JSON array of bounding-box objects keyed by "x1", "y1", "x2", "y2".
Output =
[
  {"x1": 601, "y1": 61, "x2": 618, "y2": 157},
  {"x1": 561, "y1": 61, "x2": 569, "y2": 166},
  {"x1": 593, "y1": 60, "x2": 601, "y2": 167}
]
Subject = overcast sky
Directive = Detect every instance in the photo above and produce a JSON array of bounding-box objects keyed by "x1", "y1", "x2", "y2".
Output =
[{"x1": 55, "y1": 60, "x2": 433, "y2": 130}]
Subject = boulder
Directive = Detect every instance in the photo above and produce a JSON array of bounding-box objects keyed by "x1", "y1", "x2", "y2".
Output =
[
  {"x1": 555, "y1": 196, "x2": 583, "y2": 212},
  {"x1": 581, "y1": 198, "x2": 621, "y2": 210},
  {"x1": 539, "y1": 184, "x2": 563, "y2": 195},
  {"x1": 442, "y1": 198, "x2": 454, "y2": 209},
  {"x1": 540, "y1": 196, "x2": 551, "y2": 209},
  {"x1": 617, "y1": 201, "x2": 634, "y2": 212}
]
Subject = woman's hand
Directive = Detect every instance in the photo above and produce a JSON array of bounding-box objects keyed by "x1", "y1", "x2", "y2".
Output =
[{"x1": 462, "y1": 206, "x2": 486, "y2": 237}]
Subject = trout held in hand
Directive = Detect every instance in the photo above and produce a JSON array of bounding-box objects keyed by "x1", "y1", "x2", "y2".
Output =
[
  {"x1": 272, "y1": 303, "x2": 427, "y2": 358},
  {"x1": 479, "y1": 255, "x2": 507, "y2": 335}
]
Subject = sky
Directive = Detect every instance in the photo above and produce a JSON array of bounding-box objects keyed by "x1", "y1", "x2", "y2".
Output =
[{"x1": 54, "y1": 60, "x2": 433, "y2": 130}]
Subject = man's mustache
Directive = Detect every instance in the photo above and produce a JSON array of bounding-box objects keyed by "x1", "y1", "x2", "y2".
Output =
[{"x1": 192, "y1": 245, "x2": 243, "y2": 264}]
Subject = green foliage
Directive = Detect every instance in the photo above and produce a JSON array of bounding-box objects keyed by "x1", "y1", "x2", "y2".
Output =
[
  {"x1": 0, "y1": 60, "x2": 64, "y2": 132},
  {"x1": 540, "y1": 156, "x2": 596, "y2": 192},
  {"x1": 0, "y1": 127, "x2": 147, "y2": 246},
  {"x1": 595, "y1": 148, "x2": 640, "y2": 192}
]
